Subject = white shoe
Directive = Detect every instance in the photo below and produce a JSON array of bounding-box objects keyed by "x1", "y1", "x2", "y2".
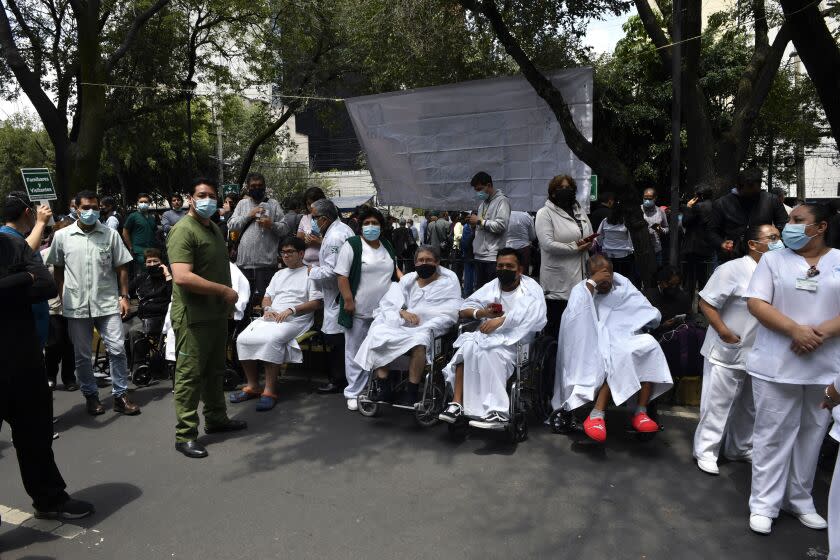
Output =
[
  {"x1": 796, "y1": 512, "x2": 827, "y2": 530},
  {"x1": 696, "y1": 458, "x2": 719, "y2": 475},
  {"x1": 749, "y1": 514, "x2": 772, "y2": 535},
  {"x1": 346, "y1": 398, "x2": 358, "y2": 411}
]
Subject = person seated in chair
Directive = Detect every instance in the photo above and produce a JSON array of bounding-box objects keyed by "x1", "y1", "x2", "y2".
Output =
[
  {"x1": 552, "y1": 254, "x2": 673, "y2": 443},
  {"x1": 353, "y1": 245, "x2": 462, "y2": 406},
  {"x1": 439, "y1": 248, "x2": 547, "y2": 428},
  {"x1": 126, "y1": 248, "x2": 173, "y2": 361},
  {"x1": 231, "y1": 237, "x2": 323, "y2": 411}
]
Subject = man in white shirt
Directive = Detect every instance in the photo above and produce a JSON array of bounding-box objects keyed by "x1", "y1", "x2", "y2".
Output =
[
  {"x1": 308, "y1": 199, "x2": 355, "y2": 394},
  {"x1": 505, "y1": 210, "x2": 536, "y2": 275},
  {"x1": 553, "y1": 254, "x2": 672, "y2": 442}
]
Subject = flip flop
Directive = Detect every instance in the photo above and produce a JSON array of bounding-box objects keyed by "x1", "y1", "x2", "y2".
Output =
[
  {"x1": 229, "y1": 386, "x2": 262, "y2": 403},
  {"x1": 255, "y1": 392, "x2": 278, "y2": 412}
]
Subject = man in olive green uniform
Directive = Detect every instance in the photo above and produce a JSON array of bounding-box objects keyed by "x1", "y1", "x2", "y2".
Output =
[{"x1": 167, "y1": 177, "x2": 247, "y2": 458}]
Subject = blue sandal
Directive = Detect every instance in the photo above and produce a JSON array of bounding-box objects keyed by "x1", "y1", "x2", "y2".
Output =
[
  {"x1": 255, "y1": 393, "x2": 278, "y2": 412},
  {"x1": 229, "y1": 387, "x2": 261, "y2": 403}
]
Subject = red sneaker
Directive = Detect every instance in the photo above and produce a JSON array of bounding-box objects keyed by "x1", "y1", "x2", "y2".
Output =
[
  {"x1": 583, "y1": 416, "x2": 607, "y2": 442},
  {"x1": 632, "y1": 412, "x2": 659, "y2": 433}
]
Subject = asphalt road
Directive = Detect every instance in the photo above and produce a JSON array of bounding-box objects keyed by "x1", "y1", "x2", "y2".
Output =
[{"x1": 0, "y1": 377, "x2": 834, "y2": 560}]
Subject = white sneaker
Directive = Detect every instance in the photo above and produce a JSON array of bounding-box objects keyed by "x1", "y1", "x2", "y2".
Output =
[
  {"x1": 346, "y1": 398, "x2": 358, "y2": 411},
  {"x1": 696, "y1": 458, "x2": 720, "y2": 475},
  {"x1": 796, "y1": 512, "x2": 827, "y2": 530},
  {"x1": 749, "y1": 514, "x2": 772, "y2": 535}
]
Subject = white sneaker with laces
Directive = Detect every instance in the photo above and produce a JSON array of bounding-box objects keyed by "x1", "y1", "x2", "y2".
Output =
[
  {"x1": 346, "y1": 398, "x2": 358, "y2": 411},
  {"x1": 696, "y1": 458, "x2": 719, "y2": 476},
  {"x1": 468, "y1": 411, "x2": 508, "y2": 430},
  {"x1": 749, "y1": 513, "x2": 772, "y2": 535},
  {"x1": 796, "y1": 512, "x2": 827, "y2": 530}
]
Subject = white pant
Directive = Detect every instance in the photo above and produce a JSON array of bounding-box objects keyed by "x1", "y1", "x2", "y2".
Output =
[
  {"x1": 749, "y1": 377, "x2": 831, "y2": 517},
  {"x1": 343, "y1": 316, "x2": 373, "y2": 399},
  {"x1": 693, "y1": 360, "x2": 755, "y2": 463},
  {"x1": 830, "y1": 450, "x2": 840, "y2": 560},
  {"x1": 446, "y1": 337, "x2": 516, "y2": 418}
]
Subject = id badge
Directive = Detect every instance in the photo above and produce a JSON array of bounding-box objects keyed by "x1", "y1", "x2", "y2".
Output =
[{"x1": 795, "y1": 277, "x2": 818, "y2": 292}]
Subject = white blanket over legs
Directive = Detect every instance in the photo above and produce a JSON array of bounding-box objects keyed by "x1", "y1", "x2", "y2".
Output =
[
  {"x1": 354, "y1": 267, "x2": 462, "y2": 370},
  {"x1": 552, "y1": 273, "x2": 673, "y2": 411},
  {"x1": 443, "y1": 276, "x2": 547, "y2": 418}
]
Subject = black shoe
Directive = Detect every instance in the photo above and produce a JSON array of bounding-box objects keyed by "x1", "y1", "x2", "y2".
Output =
[
  {"x1": 369, "y1": 378, "x2": 393, "y2": 403},
  {"x1": 175, "y1": 440, "x2": 208, "y2": 458},
  {"x1": 48, "y1": 379, "x2": 56, "y2": 390},
  {"x1": 64, "y1": 383, "x2": 80, "y2": 392},
  {"x1": 35, "y1": 498, "x2": 94, "y2": 520},
  {"x1": 85, "y1": 395, "x2": 105, "y2": 416},
  {"x1": 396, "y1": 383, "x2": 419, "y2": 407},
  {"x1": 316, "y1": 382, "x2": 342, "y2": 394},
  {"x1": 204, "y1": 419, "x2": 248, "y2": 434},
  {"x1": 439, "y1": 402, "x2": 464, "y2": 424}
]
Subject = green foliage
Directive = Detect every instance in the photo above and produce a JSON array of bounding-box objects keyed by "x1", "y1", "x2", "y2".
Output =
[{"x1": 0, "y1": 113, "x2": 54, "y2": 199}]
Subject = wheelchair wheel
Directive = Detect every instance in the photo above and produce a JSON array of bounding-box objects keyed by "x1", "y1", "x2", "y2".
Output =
[
  {"x1": 358, "y1": 398, "x2": 381, "y2": 418},
  {"x1": 510, "y1": 412, "x2": 528, "y2": 443},
  {"x1": 132, "y1": 364, "x2": 152, "y2": 387},
  {"x1": 414, "y1": 379, "x2": 444, "y2": 428},
  {"x1": 531, "y1": 336, "x2": 557, "y2": 422},
  {"x1": 548, "y1": 409, "x2": 576, "y2": 434}
]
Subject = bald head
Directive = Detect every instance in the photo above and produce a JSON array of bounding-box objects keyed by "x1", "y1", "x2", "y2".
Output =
[{"x1": 587, "y1": 254, "x2": 614, "y2": 294}]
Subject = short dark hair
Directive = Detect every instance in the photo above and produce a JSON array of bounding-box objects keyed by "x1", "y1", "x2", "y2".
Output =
[
  {"x1": 171, "y1": 193, "x2": 183, "y2": 201},
  {"x1": 769, "y1": 187, "x2": 787, "y2": 198},
  {"x1": 280, "y1": 236, "x2": 306, "y2": 252},
  {"x1": 737, "y1": 167, "x2": 763, "y2": 189},
  {"x1": 655, "y1": 265, "x2": 680, "y2": 283},
  {"x1": 496, "y1": 246, "x2": 520, "y2": 264},
  {"x1": 137, "y1": 192, "x2": 151, "y2": 201},
  {"x1": 245, "y1": 172, "x2": 266, "y2": 185},
  {"x1": 303, "y1": 186, "x2": 326, "y2": 205},
  {"x1": 143, "y1": 248, "x2": 162, "y2": 260},
  {"x1": 800, "y1": 202, "x2": 834, "y2": 242},
  {"x1": 3, "y1": 191, "x2": 33, "y2": 222},
  {"x1": 75, "y1": 190, "x2": 99, "y2": 206},
  {"x1": 357, "y1": 205, "x2": 385, "y2": 227},
  {"x1": 470, "y1": 171, "x2": 492, "y2": 188},
  {"x1": 101, "y1": 196, "x2": 116, "y2": 208},
  {"x1": 189, "y1": 177, "x2": 218, "y2": 196},
  {"x1": 598, "y1": 191, "x2": 615, "y2": 204}
]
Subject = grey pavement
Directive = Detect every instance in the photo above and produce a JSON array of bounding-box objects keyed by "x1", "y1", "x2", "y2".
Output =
[{"x1": 0, "y1": 378, "x2": 834, "y2": 560}]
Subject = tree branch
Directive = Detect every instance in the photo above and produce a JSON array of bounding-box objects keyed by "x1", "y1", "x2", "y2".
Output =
[
  {"x1": 634, "y1": 0, "x2": 672, "y2": 70},
  {"x1": 105, "y1": 0, "x2": 171, "y2": 74},
  {"x1": 752, "y1": 0, "x2": 769, "y2": 49}
]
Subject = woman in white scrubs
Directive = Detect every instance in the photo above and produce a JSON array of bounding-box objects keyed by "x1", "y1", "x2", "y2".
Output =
[
  {"x1": 693, "y1": 224, "x2": 782, "y2": 475},
  {"x1": 823, "y1": 374, "x2": 840, "y2": 560},
  {"x1": 335, "y1": 206, "x2": 400, "y2": 410},
  {"x1": 745, "y1": 203, "x2": 840, "y2": 535}
]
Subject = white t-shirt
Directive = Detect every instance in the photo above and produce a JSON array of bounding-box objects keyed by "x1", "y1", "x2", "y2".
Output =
[
  {"x1": 265, "y1": 266, "x2": 322, "y2": 316},
  {"x1": 745, "y1": 247, "x2": 840, "y2": 385},
  {"x1": 698, "y1": 255, "x2": 759, "y2": 369},
  {"x1": 297, "y1": 214, "x2": 321, "y2": 267},
  {"x1": 335, "y1": 240, "x2": 394, "y2": 319},
  {"x1": 499, "y1": 284, "x2": 524, "y2": 314}
]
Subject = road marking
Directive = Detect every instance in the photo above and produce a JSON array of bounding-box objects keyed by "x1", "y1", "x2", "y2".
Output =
[{"x1": 0, "y1": 504, "x2": 86, "y2": 540}]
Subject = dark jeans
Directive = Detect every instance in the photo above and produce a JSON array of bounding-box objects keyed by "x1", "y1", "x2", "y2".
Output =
[
  {"x1": 462, "y1": 260, "x2": 476, "y2": 297},
  {"x1": 242, "y1": 266, "x2": 277, "y2": 309},
  {"x1": 324, "y1": 333, "x2": 346, "y2": 386},
  {"x1": 610, "y1": 254, "x2": 641, "y2": 288},
  {"x1": 682, "y1": 253, "x2": 713, "y2": 297},
  {"x1": 474, "y1": 260, "x2": 497, "y2": 291},
  {"x1": 0, "y1": 362, "x2": 69, "y2": 510},
  {"x1": 545, "y1": 298, "x2": 568, "y2": 339},
  {"x1": 44, "y1": 315, "x2": 76, "y2": 386}
]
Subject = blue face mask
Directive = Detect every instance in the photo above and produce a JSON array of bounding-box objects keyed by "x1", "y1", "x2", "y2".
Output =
[
  {"x1": 643, "y1": 199, "x2": 655, "y2": 209},
  {"x1": 193, "y1": 198, "x2": 217, "y2": 219},
  {"x1": 362, "y1": 225, "x2": 381, "y2": 241},
  {"x1": 79, "y1": 209, "x2": 100, "y2": 226},
  {"x1": 781, "y1": 223, "x2": 815, "y2": 251},
  {"x1": 475, "y1": 190, "x2": 489, "y2": 202},
  {"x1": 138, "y1": 202, "x2": 150, "y2": 212},
  {"x1": 310, "y1": 217, "x2": 320, "y2": 235},
  {"x1": 767, "y1": 240, "x2": 785, "y2": 251}
]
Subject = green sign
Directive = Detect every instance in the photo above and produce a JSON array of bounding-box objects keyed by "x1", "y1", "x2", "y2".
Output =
[
  {"x1": 21, "y1": 168, "x2": 57, "y2": 201},
  {"x1": 589, "y1": 174, "x2": 599, "y2": 202},
  {"x1": 222, "y1": 183, "x2": 240, "y2": 197}
]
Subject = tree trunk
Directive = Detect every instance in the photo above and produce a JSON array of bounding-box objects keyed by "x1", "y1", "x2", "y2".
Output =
[
  {"x1": 779, "y1": 0, "x2": 840, "y2": 150},
  {"x1": 236, "y1": 103, "x2": 298, "y2": 186}
]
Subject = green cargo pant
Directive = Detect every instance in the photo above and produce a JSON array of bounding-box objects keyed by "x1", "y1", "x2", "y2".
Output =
[{"x1": 173, "y1": 319, "x2": 229, "y2": 442}]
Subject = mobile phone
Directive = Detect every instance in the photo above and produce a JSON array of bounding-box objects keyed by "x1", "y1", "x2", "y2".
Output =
[{"x1": 582, "y1": 232, "x2": 600, "y2": 244}]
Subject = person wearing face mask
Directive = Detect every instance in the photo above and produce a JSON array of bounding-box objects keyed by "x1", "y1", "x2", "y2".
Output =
[
  {"x1": 439, "y1": 248, "x2": 546, "y2": 427},
  {"x1": 125, "y1": 248, "x2": 172, "y2": 365},
  {"x1": 122, "y1": 192, "x2": 158, "y2": 268},
  {"x1": 535, "y1": 174, "x2": 594, "y2": 337},
  {"x1": 468, "y1": 171, "x2": 511, "y2": 289},
  {"x1": 692, "y1": 224, "x2": 782, "y2": 477},
  {"x1": 551, "y1": 255, "x2": 673, "y2": 443},
  {"x1": 742, "y1": 203, "x2": 840, "y2": 535},
  {"x1": 227, "y1": 172, "x2": 290, "y2": 308},
  {"x1": 296, "y1": 186, "x2": 327, "y2": 267},
  {"x1": 166, "y1": 178, "x2": 246, "y2": 458},
  {"x1": 353, "y1": 245, "x2": 462, "y2": 407},
  {"x1": 46, "y1": 190, "x2": 140, "y2": 417},
  {"x1": 334, "y1": 206, "x2": 400, "y2": 411},
  {"x1": 710, "y1": 167, "x2": 788, "y2": 263},
  {"x1": 99, "y1": 196, "x2": 122, "y2": 231},
  {"x1": 641, "y1": 188, "x2": 669, "y2": 266}
]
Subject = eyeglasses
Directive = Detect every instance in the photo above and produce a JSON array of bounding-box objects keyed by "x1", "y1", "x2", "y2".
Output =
[
  {"x1": 660, "y1": 322, "x2": 688, "y2": 342},
  {"x1": 758, "y1": 234, "x2": 781, "y2": 242},
  {"x1": 807, "y1": 265, "x2": 820, "y2": 278}
]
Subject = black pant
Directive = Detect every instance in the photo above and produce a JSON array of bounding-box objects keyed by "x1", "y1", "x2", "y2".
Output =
[
  {"x1": 545, "y1": 298, "x2": 568, "y2": 339},
  {"x1": 44, "y1": 315, "x2": 76, "y2": 386},
  {"x1": 242, "y1": 266, "x2": 277, "y2": 309},
  {"x1": 682, "y1": 253, "x2": 713, "y2": 297},
  {"x1": 474, "y1": 260, "x2": 497, "y2": 290},
  {"x1": 324, "y1": 333, "x2": 346, "y2": 385},
  {"x1": 1, "y1": 362, "x2": 69, "y2": 510}
]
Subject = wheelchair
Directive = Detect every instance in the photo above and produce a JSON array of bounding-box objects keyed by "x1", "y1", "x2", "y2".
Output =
[
  {"x1": 445, "y1": 322, "x2": 557, "y2": 444},
  {"x1": 357, "y1": 328, "x2": 457, "y2": 427},
  {"x1": 129, "y1": 316, "x2": 169, "y2": 387}
]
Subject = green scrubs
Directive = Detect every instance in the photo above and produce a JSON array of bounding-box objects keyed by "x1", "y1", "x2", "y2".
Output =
[
  {"x1": 124, "y1": 211, "x2": 157, "y2": 264},
  {"x1": 166, "y1": 213, "x2": 232, "y2": 442}
]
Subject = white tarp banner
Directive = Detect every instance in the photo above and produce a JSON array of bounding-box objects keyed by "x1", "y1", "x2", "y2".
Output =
[{"x1": 345, "y1": 68, "x2": 593, "y2": 212}]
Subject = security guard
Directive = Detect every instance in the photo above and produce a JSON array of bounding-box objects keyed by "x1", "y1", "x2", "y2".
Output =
[{"x1": 167, "y1": 177, "x2": 247, "y2": 458}]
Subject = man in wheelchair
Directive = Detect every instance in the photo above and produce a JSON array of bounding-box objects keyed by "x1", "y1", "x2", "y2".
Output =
[
  {"x1": 126, "y1": 248, "x2": 172, "y2": 366},
  {"x1": 354, "y1": 245, "x2": 462, "y2": 407},
  {"x1": 439, "y1": 247, "x2": 546, "y2": 428},
  {"x1": 552, "y1": 254, "x2": 673, "y2": 443}
]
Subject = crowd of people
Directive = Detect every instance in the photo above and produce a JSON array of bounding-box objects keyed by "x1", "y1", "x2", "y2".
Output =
[{"x1": 1, "y1": 168, "x2": 839, "y2": 558}]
